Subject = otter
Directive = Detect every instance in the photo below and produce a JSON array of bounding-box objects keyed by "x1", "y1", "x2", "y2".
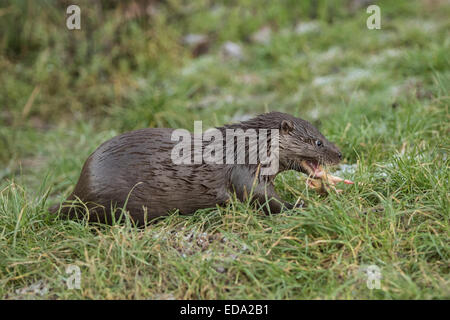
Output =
[{"x1": 50, "y1": 112, "x2": 347, "y2": 225}]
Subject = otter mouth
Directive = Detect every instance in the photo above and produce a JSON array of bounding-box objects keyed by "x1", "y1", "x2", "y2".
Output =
[
  {"x1": 300, "y1": 160, "x2": 353, "y2": 193},
  {"x1": 300, "y1": 160, "x2": 325, "y2": 178}
]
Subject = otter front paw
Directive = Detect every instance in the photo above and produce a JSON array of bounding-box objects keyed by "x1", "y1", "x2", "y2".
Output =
[
  {"x1": 283, "y1": 199, "x2": 306, "y2": 210},
  {"x1": 294, "y1": 199, "x2": 307, "y2": 208}
]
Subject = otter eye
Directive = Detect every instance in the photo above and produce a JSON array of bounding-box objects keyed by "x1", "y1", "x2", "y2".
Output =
[{"x1": 315, "y1": 140, "x2": 323, "y2": 147}]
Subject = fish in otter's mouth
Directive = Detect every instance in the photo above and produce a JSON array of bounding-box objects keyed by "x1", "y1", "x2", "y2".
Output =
[{"x1": 300, "y1": 160, "x2": 354, "y2": 193}]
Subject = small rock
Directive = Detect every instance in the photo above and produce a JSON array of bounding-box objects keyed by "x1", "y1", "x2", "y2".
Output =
[
  {"x1": 221, "y1": 41, "x2": 244, "y2": 60},
  {"x1": 295, "y1": 21, "x2": 320, "y2": 35},
  {"x1": 182, "y1": 34, "x2": 210, "y2": 57},
  {"x1": 216, "y1": 266, "x2": 226, "y2": 273},
  {"x1": 312, "y1": 75, "x2": 336, "y2": 86},
  {"x1": 251, "y1": 26, "x2": 272, "y2": 44},
  {"x1": 183, "y1": 34, "x2": 208, "y2": 46}
]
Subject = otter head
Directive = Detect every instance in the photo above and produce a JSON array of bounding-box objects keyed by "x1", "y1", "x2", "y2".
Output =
[
  {"x1": 226, "y1": 112, "x2": 343, "y2": 178},
  {"x1": 277, "y1": 113, "x2": 342, "y2": 177}
]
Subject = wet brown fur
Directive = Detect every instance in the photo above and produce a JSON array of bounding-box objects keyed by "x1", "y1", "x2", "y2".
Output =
[{"x1": 49, "y1": 112, "x2": 342, "y2": 225}]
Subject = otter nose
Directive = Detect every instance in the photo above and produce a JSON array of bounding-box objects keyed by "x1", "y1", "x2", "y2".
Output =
[{"x1": 338, "y1": 152, "x2": 342, "y2": 160}]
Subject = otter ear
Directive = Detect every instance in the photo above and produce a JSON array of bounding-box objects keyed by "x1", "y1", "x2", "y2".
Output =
[{"x1": 280, "y1": 120, "x2": 294, "y2": 134}]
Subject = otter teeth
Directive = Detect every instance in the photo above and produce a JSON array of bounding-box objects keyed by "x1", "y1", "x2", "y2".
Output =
[{"x1": 303, "y1": 160, "x2": 324, "y2": 178}]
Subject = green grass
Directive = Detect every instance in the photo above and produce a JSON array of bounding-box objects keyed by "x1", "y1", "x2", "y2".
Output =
[{"x1": 0, "y1": 0, "x2": 449, "y2": 299}]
